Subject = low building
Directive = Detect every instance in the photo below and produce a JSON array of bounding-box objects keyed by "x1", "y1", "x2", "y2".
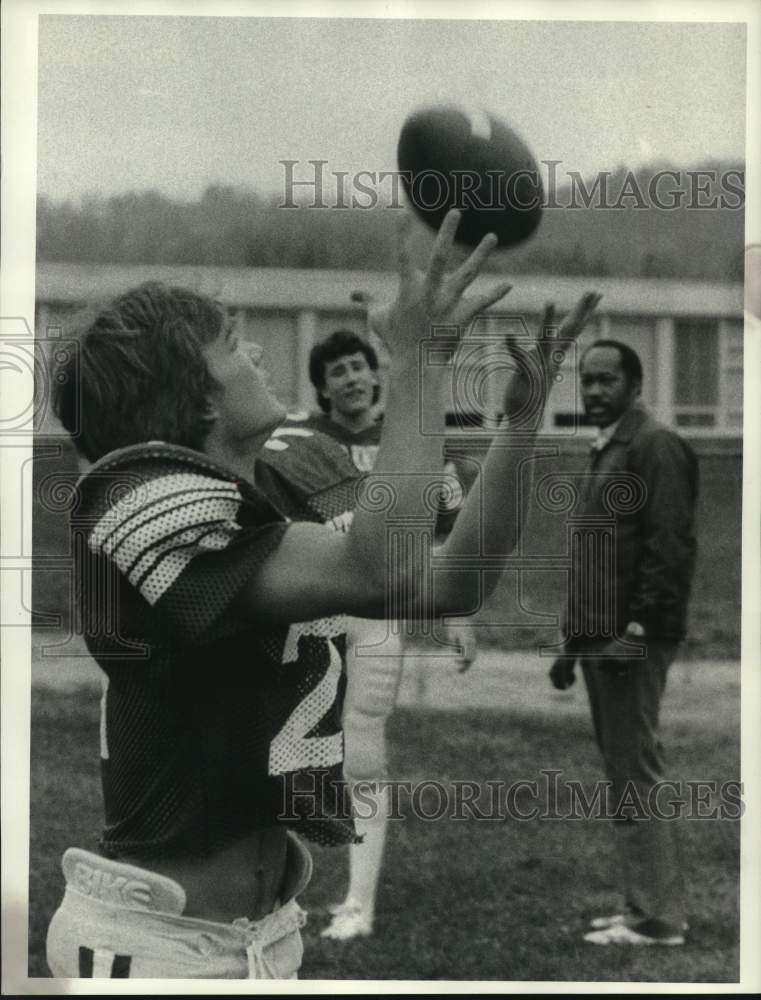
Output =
[{"x1": 35, "y1": 262, "x2": 743, "y2": 445}]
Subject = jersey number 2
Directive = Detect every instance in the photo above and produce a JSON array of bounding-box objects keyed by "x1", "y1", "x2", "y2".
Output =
[{"x1": 268, "y1": 638, "x2": 343, "y2": 775}]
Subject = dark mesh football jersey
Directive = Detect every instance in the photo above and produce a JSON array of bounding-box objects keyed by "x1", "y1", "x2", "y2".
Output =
[
  {"x1": 262, "y1": 413, "x2": 473, "y2": 540},
  {"x1": 300, "y1": 412, "x2": 382, "y2": 474},
  {"x1": 73, "y1": 442, "x2": 357, "y2": 860},
  {"x1": 254, "y1": 414, "x2": 365, "y2": 526}
]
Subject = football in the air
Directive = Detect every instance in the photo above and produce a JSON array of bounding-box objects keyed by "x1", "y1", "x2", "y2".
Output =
[{"x1": 397, "y1": 105, "x2": 544, "y2": 248}]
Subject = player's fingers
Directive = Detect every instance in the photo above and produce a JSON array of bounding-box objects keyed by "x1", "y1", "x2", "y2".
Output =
[
  {"x1": 462, "y1": 279, "x2": 513, "y2": 319},
  {"x1": 447, "y1": 232, "x2": 499, "y2": 296},
  {"x1": 561, "y1": 291, "x2": 603, "y2": 341},
  {"x1": 427, "y1": 209, "x2": 462, "y2": 287},
  {"x1": 539, "y1": 302, "x2": 556, "y2": 338},
  {"x1": 571, "y1": 290, "x2": 603, "y2": 324},
  {"x1": 536, "y1": 302, "x2": 559, "y2": 370}
]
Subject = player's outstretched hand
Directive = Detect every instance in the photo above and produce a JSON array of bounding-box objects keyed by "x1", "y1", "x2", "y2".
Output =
[
  {"x1": 549, "y1": 655, "x2": 577, "y2": 691},
  {"x1": 359, "y1": 210, "x2": 513, "y2": 359},
  {"x1": 503, "y1": 291, "x2": 602, "y2": 423}
]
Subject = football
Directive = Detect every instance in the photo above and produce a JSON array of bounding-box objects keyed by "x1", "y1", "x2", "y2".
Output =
[{"x1": 397, "y1": 105, "x2": 544, "y2": 248}]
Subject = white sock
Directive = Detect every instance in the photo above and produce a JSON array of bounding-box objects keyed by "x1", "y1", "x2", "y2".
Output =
[{"x1": 345, "y1": 783, "x2": 389, "y2": 917}]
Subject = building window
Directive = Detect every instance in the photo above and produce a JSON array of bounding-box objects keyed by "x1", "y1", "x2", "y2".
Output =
[
  {"x1": 674, "y1": 412, "x2": 717, "y2": 428},
  {"x1": 721, "y1": 319, "x2": 743, "y2": 429},
  {"x1": 673, "y1": 318, "x2": 718, "y2": 428}
]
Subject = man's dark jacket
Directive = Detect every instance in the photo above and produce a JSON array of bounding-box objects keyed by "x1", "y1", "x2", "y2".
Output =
[{"x1": 565, "y1": 405, "x2": 698, "y2": 645}]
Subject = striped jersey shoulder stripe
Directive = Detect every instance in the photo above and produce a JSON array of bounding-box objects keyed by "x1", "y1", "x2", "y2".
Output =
[
  {"x1": 95, "y1": 488, "x2": 241, "y2": 571},
  {"x1": 129, "y1": 518, "x2": 241, "y2": 589},
  {"x1": 91, "y1": 475, "x2": 240, "y2": 553},
  {"x1": 88, "y1": 471, "x2": 244, "y2": 607},
  {"x1": 88, "y1": 472, "x2": 242, "y2": 548},
  {"x1": 80, "y1": 442, "x2": 279, "y2": 519}
]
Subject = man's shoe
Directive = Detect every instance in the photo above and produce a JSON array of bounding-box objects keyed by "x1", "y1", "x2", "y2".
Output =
[
  {"x1": 589, "y1": 913, "x2": 689, "y2": 932},
  {"x1": 321, "y1": 903, "x2": 373, "y2": 941},
  {"x1": 584, "y1": 920, "x2": 685, "y2": 947},
  {"x1": 589, "y1": 912, "x2": 632, "y2": 930}
]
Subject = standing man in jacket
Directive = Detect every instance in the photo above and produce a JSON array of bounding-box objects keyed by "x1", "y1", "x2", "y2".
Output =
[{"x1": 550, "y1": 339, "x2": 698, "y2": 947}]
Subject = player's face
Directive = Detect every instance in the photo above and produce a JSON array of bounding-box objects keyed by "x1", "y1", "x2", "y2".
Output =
[
  {"x1": 321, "y1": 352, "x2": 377, "y2": 419},
  {"x1": 203, "y1": 325, "x2": 287, "y2": 442},
  {"x1": 579, "y1": 347, "x2": 640, "y2": 427}
]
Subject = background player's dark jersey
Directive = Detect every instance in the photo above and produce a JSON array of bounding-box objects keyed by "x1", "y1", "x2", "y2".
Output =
[
  {"x1": 254, "y1": 414, "x2": 363, "y2": 526},
  {"x1": 300, "y1": 412, "x2": 382, "y2": 474},
  {"x1": 280, "y1": 413, "x2": 478, "y2": 541},
  {"x1": 74, "y1": 442, "x2": 357, "y2": 860}
]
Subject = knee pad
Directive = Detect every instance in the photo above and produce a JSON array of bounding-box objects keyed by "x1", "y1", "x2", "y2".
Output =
[{"x1": 345, "y1": 619, "x2": 404, "y2": 719}]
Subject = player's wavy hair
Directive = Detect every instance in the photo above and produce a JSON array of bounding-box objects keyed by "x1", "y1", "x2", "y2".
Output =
[
  {"x1": 308, "y1": 329, "x2": 380, "y2": 414},
  {"x1": 53, "y1": 282, "x2": 225, "y2": 462}
]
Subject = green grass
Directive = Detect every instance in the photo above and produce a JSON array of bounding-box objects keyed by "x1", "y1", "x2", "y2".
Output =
[{"x1": 29, "y1": 676, "x2": 740, "y2": 983}]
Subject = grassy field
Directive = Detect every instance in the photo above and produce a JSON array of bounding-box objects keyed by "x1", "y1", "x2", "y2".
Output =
[{"x1": 28, "y1": 658, "x2": 741, "y2": 984}]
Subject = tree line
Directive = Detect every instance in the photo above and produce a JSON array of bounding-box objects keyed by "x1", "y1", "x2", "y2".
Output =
[{"x1": 37, "y1": 162, "x2": 744, "y2": 281}]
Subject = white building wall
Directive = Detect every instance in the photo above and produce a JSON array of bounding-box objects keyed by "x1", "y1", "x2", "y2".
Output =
[{"x1": 34, "y1": 263, "x2": 744, "y2": 439}]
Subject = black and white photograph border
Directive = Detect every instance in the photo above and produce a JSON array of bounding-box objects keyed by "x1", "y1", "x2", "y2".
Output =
[{"x1": 2, "y1": 0, "x2": 760, "y2": 994}]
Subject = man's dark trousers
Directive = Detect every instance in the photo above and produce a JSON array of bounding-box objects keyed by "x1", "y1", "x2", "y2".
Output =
[{"x1": 581, "y1": 638, "x2": 685, "y2": 934}]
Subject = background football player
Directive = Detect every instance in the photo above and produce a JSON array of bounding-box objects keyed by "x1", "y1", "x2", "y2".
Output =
[{"x1": 308, "y1": 329, "x2": 478, "y2": 941}]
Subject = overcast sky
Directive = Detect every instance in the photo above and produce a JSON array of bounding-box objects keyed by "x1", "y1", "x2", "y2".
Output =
[{"x1": 37, "y1": 14, "x2": 746, "y2": 203}]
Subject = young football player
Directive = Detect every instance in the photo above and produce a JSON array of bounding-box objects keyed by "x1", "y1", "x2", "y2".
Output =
[{"x1": 45, "y1": 208, "x2": 599, "y2": 979}]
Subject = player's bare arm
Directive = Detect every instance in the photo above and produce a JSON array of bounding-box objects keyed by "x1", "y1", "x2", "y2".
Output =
[{"x1": 236, "y1": 209, "x2": 513, "y2": 623}]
